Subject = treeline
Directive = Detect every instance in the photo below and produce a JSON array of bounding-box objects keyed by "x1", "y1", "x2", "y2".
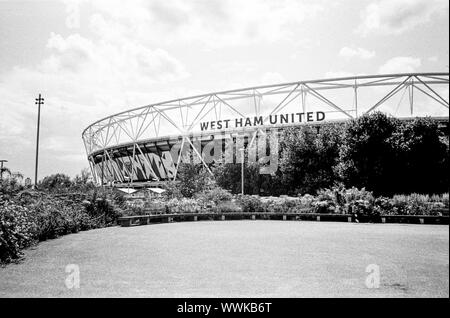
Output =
[{"x1": 213, "y1": 112, "x2": 449, "y2": 197}]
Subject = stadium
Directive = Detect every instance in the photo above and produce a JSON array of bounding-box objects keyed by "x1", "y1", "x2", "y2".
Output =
[{"x1": 82, "y1": 72, "x2": 449, "y2": 188}]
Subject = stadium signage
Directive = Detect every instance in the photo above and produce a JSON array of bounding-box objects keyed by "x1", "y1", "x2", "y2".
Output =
[{"x1": 200, "y1": 111, "x2": 325, "y2": 131}]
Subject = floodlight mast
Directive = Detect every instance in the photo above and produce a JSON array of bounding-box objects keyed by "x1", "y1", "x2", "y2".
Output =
[{"x1": 34, "y1": 94, "x2": 44, "y2": 189}]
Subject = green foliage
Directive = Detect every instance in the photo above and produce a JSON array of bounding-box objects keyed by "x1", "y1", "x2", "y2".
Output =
[
  {"x1": 337, "y1": 113, "x2": 449, "y2": 196},
  {"x1": 177, "y1": 163, "x2": 214, "y2": 197},
  {"x1": 389, "y1": 117, "x2": 449, "y2": 194},
  {"x1": 232, "y1": 187, "x2": 448, "y2": 217},
  {"x1": 165, "y1": 198, "x2": 203, "y2": 213},
  {"x1": 0, "y1": 178, "x2": 24, "y2": 198},
  {"x1": 213, "y1": 160, "x2": 266, "y2": 195},
  {"x1": 0, "y1": 169, "x2": 124, "y2": 264},
  {"x1": 162, "y1": 181, "x2": 184, "y2": 199},
  {"x1": 194, "y1": 187, "x2": 233, "y2": 204},
  {"x1": 0, "y1": 200, "x2": 36, "y2": 263},
  {"x1": 279, "y1": 124, "x2": 344, "y2": 195},
  {"x1": 212, "y1": 113, "x2": 448, "y2": 197},
  {"x1": 212, "y1": 201, "x2": 242, "y2": 213},
  {"x1": 39, "y1": 173, "x2": 73, "y2": 191},
  {"x1": 83, "y1": 188, "x2": 121, "y2": 227},
  {"x1": 389, "y1": 193, "x2": 448, "y2": 216},
  {"x1": 237, "y1": 195, "x2": 266, "y2": 212},
  {"x1": 336, "y1": 112, "x2": 401, "y2": 195}
]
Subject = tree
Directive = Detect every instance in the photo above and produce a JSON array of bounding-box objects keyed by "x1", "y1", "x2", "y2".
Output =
[
  {"x1": 389, "y1": 117, "x2": 449, "y2": 194},
  {"x1": 0, "y1": 166, "x2": 11, "y2": 180},
  {"x1": 336, "y1": 112, "x2": 401, "y2": 196},
  {"x1": 0, "y1": 172, "x2": 24, "y2": 196},
  {"x1": 39, "y1": 173, "x2": 73, "y2": 191},
  {"x1": 336, "y1": 112, "x2": 449, "y2": 196},
  {"x1": 213, "y1": 160, "x2": 263, "y2": 195},
  {"x1": 176, "y1": 163, "x2": 214, "y2": 197},
  {"x1": 279, "y1": 124, "x2": 343, "y2": 195},
  {"x1": 72, "y1": 168, "x2": 94, "y2": 190}
]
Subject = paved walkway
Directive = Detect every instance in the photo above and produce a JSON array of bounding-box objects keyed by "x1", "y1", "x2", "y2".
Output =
[{"x1": 0, "y1": 221, "x2": 448, "y2": 297}]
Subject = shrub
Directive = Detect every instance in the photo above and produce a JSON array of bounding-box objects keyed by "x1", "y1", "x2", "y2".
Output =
[
  {"x1": 213, "y1": 200, "x2": 242, "y2": 213},
  {"x1": 177, "y1": 163, "x2": 214, "y2": 198},
  {"x1": 0, "y1": 201, "x2": 36, "y2": 263},
  {"x1": 297, "y1": 194, "x2": 315, "y2": 209},
  {"x1": 195, "y1": 187, "x2": 233, "y2": 205},
  {"x1": 312, "y1": 200, "x2": 336, "y2": 214},
  {"x1": 237, "y1": 195, "x2": 266, "y2": 212},
  {"x1": 31, "y1": 196, "x2": 96, "y2": 241},
  {"x1": 165, "y1": 198, "x2": 203, "y2": 213},
  {"x1": 162, "y1": 181, "x2": 183, "y2": 199},
  {"x1": 143, "y1": 199, "x2": 167, "y2": 214}
]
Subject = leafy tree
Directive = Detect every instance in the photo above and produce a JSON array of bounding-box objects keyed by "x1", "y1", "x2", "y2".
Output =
[
  {"x1": 39, "y1": 173, "x2": 73, "y2": 191},
  {"x1": 0, "y1": 166, "x2": 11, "y2": 180},
  {"x1": 336, "y1": 112, "x2": 449, "y2": 196},
  {"x1": 72, "y1": 168, "x2": 94, "y2": 191},
  {"x1": 213, "y1": 160, "x2": 263, "y2": 195},
  {"x1": 0, "y1": 176, "x2": 24, "y2": 196},
  {"x1": 279, "y1": 124, "x2": 343, "y2": 195},
  {"x1": 389, "y1": 117, "x2": 449, "y2": 194},
  {"x1": 335, "y1": 112, "x2": 401, "y2": 196},
  {"x1": 176, "y1": 163, "x2": 214, "y2": 197}
]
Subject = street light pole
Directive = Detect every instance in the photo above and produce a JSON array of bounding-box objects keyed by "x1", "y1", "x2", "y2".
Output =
[
  {"x1": 239, "y1": 148, "x2": 245, "y2": 195},
  {"x1": 34, "y1": 94, "x2": 44, "y2": 189},
  {"x1": 0, "y1": 159, "x2": 7, "y2": 181}
]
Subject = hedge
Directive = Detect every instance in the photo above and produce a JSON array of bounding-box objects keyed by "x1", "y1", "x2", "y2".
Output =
[{"x1": 0, "y1": 190, "x2": 123, "y2": 264}]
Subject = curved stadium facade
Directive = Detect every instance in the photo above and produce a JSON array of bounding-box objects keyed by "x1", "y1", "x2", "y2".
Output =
[{"x1": 82, "y1": 73, "x2": 449, "y2": 187}]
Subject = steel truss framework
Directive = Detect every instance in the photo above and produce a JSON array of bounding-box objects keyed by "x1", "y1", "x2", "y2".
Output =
[{"x1": 82, "y1": 73, "x2": 449, "y2": 186}]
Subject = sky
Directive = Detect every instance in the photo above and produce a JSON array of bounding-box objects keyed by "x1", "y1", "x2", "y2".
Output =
[{"x1": 0, "y1": 0, "x2": 449, "y2": 180}]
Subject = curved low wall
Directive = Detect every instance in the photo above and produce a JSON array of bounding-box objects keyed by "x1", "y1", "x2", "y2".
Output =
[{"x1": 118, "y1": 212, "x2": 449, "y2": 227}]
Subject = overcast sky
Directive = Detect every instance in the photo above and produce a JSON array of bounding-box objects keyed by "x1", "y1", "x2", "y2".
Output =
[{"x1": 0, "y1": 0, "x2": 448, "y2": 180}]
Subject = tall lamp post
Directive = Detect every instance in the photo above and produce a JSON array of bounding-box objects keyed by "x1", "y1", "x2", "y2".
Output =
[
  {"x1": 0, "y1": 159, "x2": 7, "y2": 181},
  {"x1": 239, "y1": 147, "x2": 245, "y2": 195},
  {"x1": 34, "y1": 94, "x2": 44, "y2": 189}
]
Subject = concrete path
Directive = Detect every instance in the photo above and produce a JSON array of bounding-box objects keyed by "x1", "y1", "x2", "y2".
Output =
[{"x1": 0, "y1": 221, "x2": 448, "y2": 297}]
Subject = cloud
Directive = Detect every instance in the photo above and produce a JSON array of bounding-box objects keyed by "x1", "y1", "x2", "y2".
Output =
[
  {"x1": 324, "y1": 71, "x2": 357, "y2": 79},
  {"x1": 378, "y1": 56, "x2": 421, "y2": 74},
  {"x1": 44, "y1": 33, "x2": 94, "y2": 72},
  {"x1": 339, "y1": 46, "x2": 376, "y2": 59},
  {"x1": 89, "y1": 0, "x2": 324, "y2": 48},
  {"x1": 357, "y1": 0, "x2": 449, "y2": 36},
  {"x1": 260, "y1": 72, "x2": 287, "y2": 85},
  {"x1": 0, "y1": 1, "x2": 193, "y2": 178}
]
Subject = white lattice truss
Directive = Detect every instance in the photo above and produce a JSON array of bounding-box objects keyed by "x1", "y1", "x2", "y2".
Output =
[{"x1": 82, "y1": 73, "x2": 449, "y2": 186}]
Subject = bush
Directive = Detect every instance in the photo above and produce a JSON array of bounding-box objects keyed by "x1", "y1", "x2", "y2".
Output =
[
  {"x1": 213, "y1": 200, "x2": 242, "y2": 213},
  {"x1": 177, "y1": 163, "x2": 215, "y2": 197},
  {"x1": 165, "y1": 198, "x2": 203, "y2": 213},
  {"x1": 0, "y1": 186, "x2": 125, "y2": 263},
  {"x1": 195, "y1": 187, "x2": 233, "y2": 205},
  {"x1": 237, "y1": 195, "x2": 266, "y2": 212},
  {"x1": 31, "y1": 194, "x2": 99, "y2": 241},
  {"x1": 389, "y1": 193, "x2": 447, "y2": 216},
  {"x1": 0, "y1": 201, "x2": 36, "y2": 263}
]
